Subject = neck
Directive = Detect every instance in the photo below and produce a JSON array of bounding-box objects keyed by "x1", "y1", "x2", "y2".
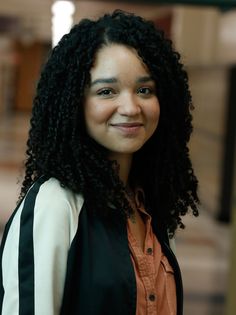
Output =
[{"x1": 109, "y1": 153, "x2": 132, "y2": 185}]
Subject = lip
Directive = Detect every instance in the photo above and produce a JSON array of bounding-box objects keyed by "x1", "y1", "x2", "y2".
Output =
[
  {"x1": 110, "y1": 122, "x2": 144, "y2": 135},
  {"x1": 110, "y1": 122, "x2": 143, "y2": 127}
]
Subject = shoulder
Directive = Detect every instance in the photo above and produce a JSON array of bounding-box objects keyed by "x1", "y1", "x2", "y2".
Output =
[
  {"x1": 33, "y1": 177, "x2": 83, "y2": 222},
  {"x1": 15, "y1": 177, "x2": 84, "y2": 242},
  {"x1": 28, "y1": 177, "x2": 84, "y2": 215}
]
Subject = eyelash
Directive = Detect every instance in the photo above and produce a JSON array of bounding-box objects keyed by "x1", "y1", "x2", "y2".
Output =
[
  {"x1": 97, "y1": 87, "x2": 154, "y2": 97},
  {"x1": 137, "y1": 87, "x2": 153, "y2": 95},
  {"x1": 97, "y1": 88, "x2": 114, "y2": 96}
]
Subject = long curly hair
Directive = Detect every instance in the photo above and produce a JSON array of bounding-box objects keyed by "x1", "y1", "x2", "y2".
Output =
[{"x1": 20, "y1": 10, "x2": 199, "y2": 235}]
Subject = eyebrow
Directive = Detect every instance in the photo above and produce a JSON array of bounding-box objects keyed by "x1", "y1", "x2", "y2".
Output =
[
  {"x1": 136, "y1": 76, "x2": 154, "y2": 83},
  {"x1": 90, "y1": 76, "x2": 154, "y2": 87},
  {"x1": 90, "y1": 78, "x2": 117, "y2": 87}
]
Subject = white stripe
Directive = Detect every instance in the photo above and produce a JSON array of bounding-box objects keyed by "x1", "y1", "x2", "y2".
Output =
[
  {"x1": 33, "y1": 178, "x2": 83, "y2": 315},
  {"x1": 1, "y1": 200, "x2": 25, "y2": 314}
]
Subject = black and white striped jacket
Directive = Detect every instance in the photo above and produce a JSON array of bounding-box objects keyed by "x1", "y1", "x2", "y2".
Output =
[{"x1": 0, "y1": 177, "x2": 183, "y2": 315}]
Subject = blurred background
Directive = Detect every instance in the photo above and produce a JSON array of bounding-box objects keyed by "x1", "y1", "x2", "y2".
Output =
[{"x1": 0, "y1": 0, "x2": 235, "y2": 314}]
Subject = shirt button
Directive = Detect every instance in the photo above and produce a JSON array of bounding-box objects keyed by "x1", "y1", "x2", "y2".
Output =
[
  {"x1": 149, "y1": 294, "x2": 156, "y2": 301},
  {"x1": 147, "y1": 247, "x2": 153, "y2": 255}
]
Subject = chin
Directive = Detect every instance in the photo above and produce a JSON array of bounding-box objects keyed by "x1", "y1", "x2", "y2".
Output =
[{"x1": 116, "y1": 145, "x2": 144, "y2": 154}]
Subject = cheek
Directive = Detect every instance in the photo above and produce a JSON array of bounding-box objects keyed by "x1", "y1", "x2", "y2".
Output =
[
  {"x1": 147, "y1": 101, "x2": 160, "y2": 126},
  {"x1": 84, "y1": 101, "x2": 97, "y2": 131},
  {"x1": 84, "y1": 100, "x2": 114, "y2": 125}
]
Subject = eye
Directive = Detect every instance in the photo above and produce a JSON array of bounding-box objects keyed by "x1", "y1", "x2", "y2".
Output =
[
  {"x1": 137, "y1": 87, "x2": 153, "y2": 95},
  {"x1": 97, "y1": 88, "x2": 114, "y2": 96}
]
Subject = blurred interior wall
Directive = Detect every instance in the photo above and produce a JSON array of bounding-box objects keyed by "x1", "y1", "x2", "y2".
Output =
[
  {"x1": 0, "y1": 38, "x2": 49, "y2": 114},
  {"x1": 187, "y1": 66, "x2": 228, "y2": 215},
  {"x1": 170, "y1": 7, "x2": 236, "y2": 314},
  {"x1": 14, "y1": 41, "x2": 48, "y2": 111},
  {"x1": 172, "y1": 6, "x2": 220, "y2": 65},
  {"x1": 171, "y1": 6, "x2": 234, "y2": 218},
  {"x1": 0, "y1": 37, "x2": 15, "y2": 116}
]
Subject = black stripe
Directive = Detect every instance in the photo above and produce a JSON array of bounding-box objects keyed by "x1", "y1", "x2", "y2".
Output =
[{"x1": 18, "y1": 177, "x2": 47, "y2": 315}]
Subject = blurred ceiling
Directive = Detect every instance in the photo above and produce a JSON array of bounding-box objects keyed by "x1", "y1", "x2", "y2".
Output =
[
  {"x1": 0, "y1": 0, "x2": 173, "y2": 42},
  {"x1": 83, "y1": 0, "x2": 236, "y2": 5},
  {"x1": 0, "y1": 0, "x2": 235, "y2": 42}
]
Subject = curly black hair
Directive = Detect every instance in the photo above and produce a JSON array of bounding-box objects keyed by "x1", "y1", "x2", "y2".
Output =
[{"x1": 20, "y1": 10, "x2": 199, "y2": 235}]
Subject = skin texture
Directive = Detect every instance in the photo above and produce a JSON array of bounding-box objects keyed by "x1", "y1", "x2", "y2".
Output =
[{"x1": 84, "y1": 44, "x2": 160, "y2": 183}]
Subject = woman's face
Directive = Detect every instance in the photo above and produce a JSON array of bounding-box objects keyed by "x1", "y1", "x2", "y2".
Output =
[{"x1": 84, "y1": 44, "x2": 160, "y2": 159}]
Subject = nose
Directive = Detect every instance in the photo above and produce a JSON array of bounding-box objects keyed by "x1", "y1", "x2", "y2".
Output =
[{"x1": 117, "y1": 93, "x2": 141, "y2": 116}]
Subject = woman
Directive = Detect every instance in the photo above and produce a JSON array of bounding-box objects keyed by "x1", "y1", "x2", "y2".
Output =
[{"x1": 0, "y1": 10, "x2": 199, "y2": 315}]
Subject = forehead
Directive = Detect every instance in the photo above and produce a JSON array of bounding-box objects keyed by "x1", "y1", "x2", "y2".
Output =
[{"x1": 90, "y1": 44, "x2": 150, "y2": 79}]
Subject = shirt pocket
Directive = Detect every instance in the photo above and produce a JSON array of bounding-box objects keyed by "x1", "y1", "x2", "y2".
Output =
[{"x1": 160, "y1": 255, "x2": 177, "y2": 315}]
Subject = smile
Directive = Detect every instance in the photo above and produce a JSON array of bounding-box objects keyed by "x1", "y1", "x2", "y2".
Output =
[{"x1": 109, "y1": 123, "x2": 144, "y2": 135}]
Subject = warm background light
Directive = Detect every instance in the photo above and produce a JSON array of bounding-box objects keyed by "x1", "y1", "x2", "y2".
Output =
[{"x1": 51, "y1": 0, "x2": 75, "y2": 47}]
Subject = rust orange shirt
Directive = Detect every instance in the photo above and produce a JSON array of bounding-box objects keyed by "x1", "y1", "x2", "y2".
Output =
[{"x1": 127, "y1": 204, "x2": 177, "y2": 315}]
